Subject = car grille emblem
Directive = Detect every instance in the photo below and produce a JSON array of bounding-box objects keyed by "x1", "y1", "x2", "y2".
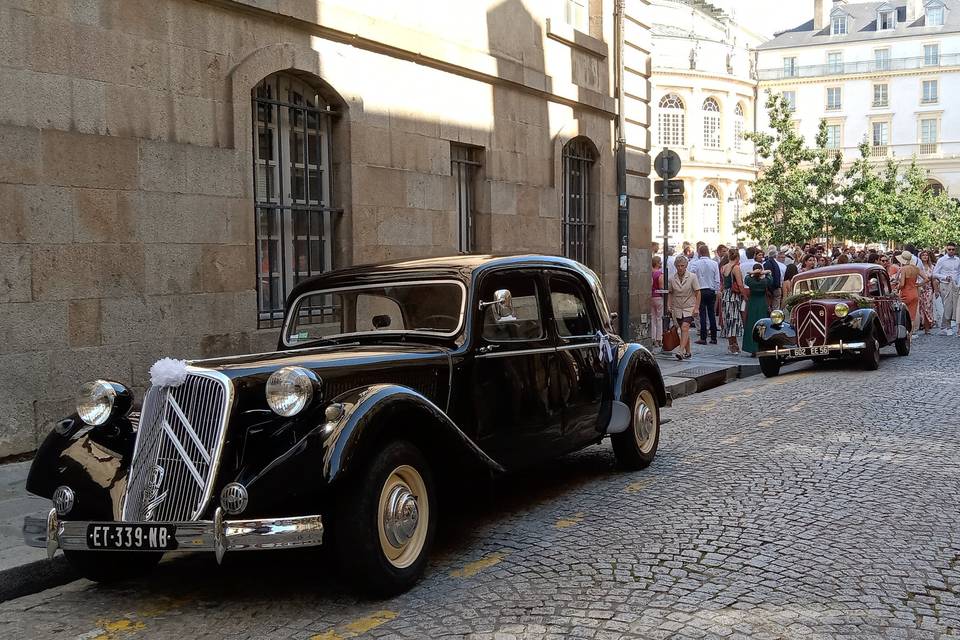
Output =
[
  {"x1": 798, "y1": 305, "x2": 827, "y2": 347},
  {"x1": 142, "y1": 464, "x2": 168, "y2": 521}
]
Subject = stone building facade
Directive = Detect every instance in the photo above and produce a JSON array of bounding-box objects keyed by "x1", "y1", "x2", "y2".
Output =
[
  {"x1": 647, "y1": 0, "x2": 763, "y2": 249},
  {"x1": 0, "y1": 0, "x2": 652, "y2": 457}
]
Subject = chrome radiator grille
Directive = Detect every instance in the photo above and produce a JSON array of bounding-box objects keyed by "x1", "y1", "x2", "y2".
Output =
[{"x1": 122, "y1": 371, "x2": 232, "y2": 522}]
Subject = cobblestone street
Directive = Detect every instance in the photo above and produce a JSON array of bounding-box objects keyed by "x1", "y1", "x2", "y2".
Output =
[{"x1": 2, "y1": 337, "x2": 959, "y2": 639}]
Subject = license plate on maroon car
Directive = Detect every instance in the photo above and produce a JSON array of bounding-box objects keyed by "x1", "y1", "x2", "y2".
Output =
[
  {"x1": 790, "y1": 346, "x2": 829, "y2": 357},
  {"x1": 86, "y1": 524, "x2": 177, "y2": 550}
]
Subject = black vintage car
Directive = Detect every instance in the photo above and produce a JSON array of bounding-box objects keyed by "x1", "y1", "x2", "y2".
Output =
[{"x1": 24, "y1": 255, "x2": 667, "y2": 594}]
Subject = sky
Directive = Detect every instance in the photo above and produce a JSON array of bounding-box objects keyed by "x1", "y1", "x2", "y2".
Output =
[{"x1": 710, "y1": 0, "x2": 812, "y2": 38}]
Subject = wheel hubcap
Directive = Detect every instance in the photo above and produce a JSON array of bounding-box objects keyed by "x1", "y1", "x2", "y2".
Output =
[
  {"x1": 383, "y1": 485, "x2": 419, "y2": 548},
  {"x1": 377, "y1": 465, "x2": 429, "y2": 569},
  {"x1": 634, "y1": 391, "x2": 658, "y2": 454}
]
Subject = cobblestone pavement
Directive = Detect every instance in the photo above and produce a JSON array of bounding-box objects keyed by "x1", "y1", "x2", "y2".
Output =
[{"x1": 3, "y1": 337, "x2": 960, "y2": 639}]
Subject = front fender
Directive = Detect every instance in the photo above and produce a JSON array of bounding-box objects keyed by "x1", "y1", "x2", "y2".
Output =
[
  {"x1": 25, "y1": 414, "x2": 136, "y2": 520},
  {"x1": 753, "y1": 319, "x2": 797, "y2": 349},
  {"x1": 614, "y1": 343, "x2": 668, "y2": 408},
  {"x1": 323, "y1": 385, "x2": 505, "y2": 484}
]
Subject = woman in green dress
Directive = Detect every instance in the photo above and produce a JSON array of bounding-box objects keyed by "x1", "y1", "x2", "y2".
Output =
[{"x1": 741, "y1": 263, "x2": 772, "y2": 356}]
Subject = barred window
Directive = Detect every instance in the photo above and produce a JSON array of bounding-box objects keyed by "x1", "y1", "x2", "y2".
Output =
[
  {"x1": 734, "y1": 103, "x2": 745, "y2": 151},
  {"x1": 702, "y1": 97, "x2": 721, "y2": 149},
  {"x1": 702, "y1": 185, "x2": 720, "y2": 234},
  {"x1": 562, "y1": 137, "x2": 597, "y2": 267},
  {"x1": 253, "y1": 73, "x2": 338, "y2": 327},
  {"x1": 658, "y1": 94, "x2": 685, "y2": 147},
  {"x1": 451, "y1": 144, "x2": 481, "y2": 253}
]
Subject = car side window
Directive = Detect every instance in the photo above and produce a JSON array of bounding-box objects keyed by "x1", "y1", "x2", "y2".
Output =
[
  {"x1": 480, "y1": 274, "x2": 544, "y2": 342},
  {"x1": 550, "y1": 277, "x2": 596, "y2": 338},
  {"x1": 878, "y1": 272, "x2": 892, "y2": 295},
  {"x1": 867, "y1": 276, "x2": 881, "y2": 296}
]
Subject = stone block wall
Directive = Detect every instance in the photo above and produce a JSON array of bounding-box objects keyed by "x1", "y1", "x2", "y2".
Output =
[{"x1": 0, "y1": 0, "x2": 650, "y2": 457}]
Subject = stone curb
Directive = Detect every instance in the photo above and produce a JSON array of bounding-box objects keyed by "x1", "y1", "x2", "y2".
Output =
[{"x1": 663, "y1": 362, "x2": 762, "y2": 402}]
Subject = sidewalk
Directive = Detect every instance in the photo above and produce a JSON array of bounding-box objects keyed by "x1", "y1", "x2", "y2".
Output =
[{"x1": 655, "y1": 338, "x2": 767, "y2": 401}]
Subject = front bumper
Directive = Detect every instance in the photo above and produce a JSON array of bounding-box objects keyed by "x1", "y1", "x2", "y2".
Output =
[
  {"x1": 756, "y1": 341, "x2": 866, "y2": 359},
  {"x1": 24, "y1": 507, "x2": 324, "y2": 564}
]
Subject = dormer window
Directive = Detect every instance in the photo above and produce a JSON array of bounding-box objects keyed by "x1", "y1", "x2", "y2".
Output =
[
  {"x1": 927, "y1": 0, "x2": 946, "y2": 26},
  {"x1": 832, "y1": 14, "x2": 848, "y2": 35},
  {"x1": 878, "y1": 9, "x2": 896, "y2": 30}
]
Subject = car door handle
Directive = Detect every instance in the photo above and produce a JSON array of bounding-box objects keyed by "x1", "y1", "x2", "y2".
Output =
[{"x1": 477, "y1": 345, "x2": 498, "y2": 355}]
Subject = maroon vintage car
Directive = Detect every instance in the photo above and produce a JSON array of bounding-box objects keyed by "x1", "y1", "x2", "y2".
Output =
[{"x1": 752, "y1": 264, "x2": 911, "y2": 377}]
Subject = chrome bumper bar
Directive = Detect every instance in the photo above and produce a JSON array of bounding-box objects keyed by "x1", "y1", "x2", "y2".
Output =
[
  {"x1": 24, "y1": 508, "x2": 324, "y2": 564},
  {"x1": 756, "y1": 341, "x2": 866, "y2": 358}
]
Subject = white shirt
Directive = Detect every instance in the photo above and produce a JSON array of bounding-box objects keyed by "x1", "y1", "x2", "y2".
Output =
[
  {"x1": 775, "y1": 260, "x2": 787, "y2": 280},
  {"x1": 689, "y1": 256, "x2": 721, "y2": 292},
  {"x1": 933, "y1": 254, "x2": 960, "y2": 284}
]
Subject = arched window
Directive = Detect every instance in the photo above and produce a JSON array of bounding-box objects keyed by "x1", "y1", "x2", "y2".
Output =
[
  {"x1": 562, "y1": 137, "x2": 597, "y2": 267},
  {"x1": 658, "y1": 94, "x2": 685, "y2": 147},
  {"x1": 253, "y1": 72, "x2": 336, "y2": 326},
  {"x1": 702, "y1": 98, "x2": 721, "y2": 149},
  {"x1": 734, "y1": 103, "x2": 745, "y2": 152},
  {"x1": 928, "y1": 179, "x2": 946, "y2": 196},
  {"x1": 702, "y1": 185, "x2": 720, "y2": 234}
]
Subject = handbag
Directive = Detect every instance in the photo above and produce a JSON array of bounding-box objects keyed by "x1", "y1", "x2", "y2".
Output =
[{"x1": 662, "y1": 321, "x2": 681, "y2": 351}]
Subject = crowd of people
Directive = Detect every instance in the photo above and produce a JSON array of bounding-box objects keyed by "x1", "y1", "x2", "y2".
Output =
[{"x1": 651, "y1": 240, "x2": 960, "y2": 359}]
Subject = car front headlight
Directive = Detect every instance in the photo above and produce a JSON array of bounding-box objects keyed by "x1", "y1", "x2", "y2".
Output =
[
  {"x1": 76, "y1": 380, "x2": 117, "y2": 426},
  {"x1": 770, "y1": 309, "x2": 785, "y2": 325},
  {"x1": 266, "y1": 367, "x2": 319, "y2": 417},
  {"x1": 835, "y1": 303, "x2": 849, "y2": 318}
]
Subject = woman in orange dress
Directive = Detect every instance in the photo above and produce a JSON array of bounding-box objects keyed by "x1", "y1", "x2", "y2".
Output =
[{"x1": 893, "y1": 251, "x2": 928, "y2": 332}]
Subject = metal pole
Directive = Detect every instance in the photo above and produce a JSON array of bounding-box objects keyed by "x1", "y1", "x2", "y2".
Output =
[
  {"x1": 661, "y1": 151, "x2": 671, "y2": 342},
  {"x1": 615, "y1": 0, "x2": 629, "y2": 338}
]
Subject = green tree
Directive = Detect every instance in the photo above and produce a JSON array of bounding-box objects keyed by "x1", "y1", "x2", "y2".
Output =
[
  {"x1": 741, "y1": 93, "x2": 820, "y2": 244},
  {"x1": 743, "y1": 93, "x2": 842, "y2": 245}
]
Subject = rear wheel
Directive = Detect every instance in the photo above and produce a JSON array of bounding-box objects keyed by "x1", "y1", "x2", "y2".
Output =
[
  {"x1": 861, "y1": 327, "x2": 881, "y2": 371},
  {"x1": 612, "y1": 382, "x2": 660, "y2": 470},
  {"x1": 895, "y1": 330, "x2": 911, "y2": 356},
  {"x1": 330, "y1": 440, "x2": 436, "y2": 596},
  {"x1": 758, "y1": 357, "x2": 781, "y2": 378},
  {"x1": 63, "y1": 550, "x2": 162, "y2": 583}
]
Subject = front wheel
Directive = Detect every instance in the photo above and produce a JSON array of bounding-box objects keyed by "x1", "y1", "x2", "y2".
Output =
[
  {"x1": 330, "y1": 440, "x2": 436, "y2": 596},
  {"x1": 861, "y1": 328, "x2": 881, "y2": 371},
  {"x1": 758, "y1": 356, "x2": 781, "y2": 378},
  {"x1": 63, "y1": 549, "x2": 162, "y2": 583},
  {"x1": 612, "y1": 382, "x2": 660, "y2": 470}
]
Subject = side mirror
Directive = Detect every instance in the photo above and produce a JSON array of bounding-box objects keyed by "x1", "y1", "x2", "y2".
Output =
[
  {"x1": 371, "y1": 314, "x2": 392, "y2": 329},
  {"x1": 609, "y1": 312, "x2": 619, "y2": 322},
  {"x1": 480, "y1": 289, "x2": 514, "y2": 320}
]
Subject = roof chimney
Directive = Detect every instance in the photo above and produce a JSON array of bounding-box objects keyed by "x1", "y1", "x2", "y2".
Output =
[
  {"x1": 907, "y1": 0, "x2": 925, "y2": 22},
  {"x1": 814, "y1": 0, "x2": 831, "y2": 30}
]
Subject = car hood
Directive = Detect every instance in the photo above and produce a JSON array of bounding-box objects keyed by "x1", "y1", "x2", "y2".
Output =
[{"x1": 190, "y1": 343, "x2": 451, "y2": 381}]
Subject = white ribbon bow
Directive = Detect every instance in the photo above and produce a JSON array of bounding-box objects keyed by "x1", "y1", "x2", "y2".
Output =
[{"x1": 597, "y1": 331, "x2": 615, "y2": 364}]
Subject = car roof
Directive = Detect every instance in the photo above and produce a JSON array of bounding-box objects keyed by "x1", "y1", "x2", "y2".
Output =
[
  {"x1": 286, "y1": 254, "x2": 597, "y2": 303},
  {"x1": 793, "y1": 264, "x2": 885, "y2": 279}
]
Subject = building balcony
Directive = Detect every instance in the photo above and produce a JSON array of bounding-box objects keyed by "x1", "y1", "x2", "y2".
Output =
[
  {"x1": 869, "y1": 145, "x2": 889, "y2": 158},
  {"x1": 759, "y1": 53, "x2": 960, "y2": 81},
  {"x1": 918, "y1": 142, "x2": 939, "y2": 156}
]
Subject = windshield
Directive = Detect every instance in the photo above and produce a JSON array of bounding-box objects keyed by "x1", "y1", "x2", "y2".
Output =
[
  {"x1": 794, "y1": 273, "x2": 863, "y2": 295},
  {"x1": 284, "y1": 280, "x2": 466, "y2": 347}
]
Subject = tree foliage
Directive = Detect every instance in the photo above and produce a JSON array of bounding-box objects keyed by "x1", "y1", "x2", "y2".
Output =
[{"x1": 742, "y1": 91, "x2": 960, "y2": 248}]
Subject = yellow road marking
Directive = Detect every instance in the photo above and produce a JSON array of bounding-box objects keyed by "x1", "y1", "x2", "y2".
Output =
[
  {"x1": 554, "y1": 512, "x2": 584, "y2": 529},
  {"x1": 310, "y1": 611, "x2": 399, "y2": 640},
  {"x1": 91, "y1": 619, "x2": 146, "y2": 640},
  {"x1": 450, "y1": 550, "x2": 509, "y2": 577},
  {"x1": 626, "y1": 480, "x2": 653, "y2": 493}
]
